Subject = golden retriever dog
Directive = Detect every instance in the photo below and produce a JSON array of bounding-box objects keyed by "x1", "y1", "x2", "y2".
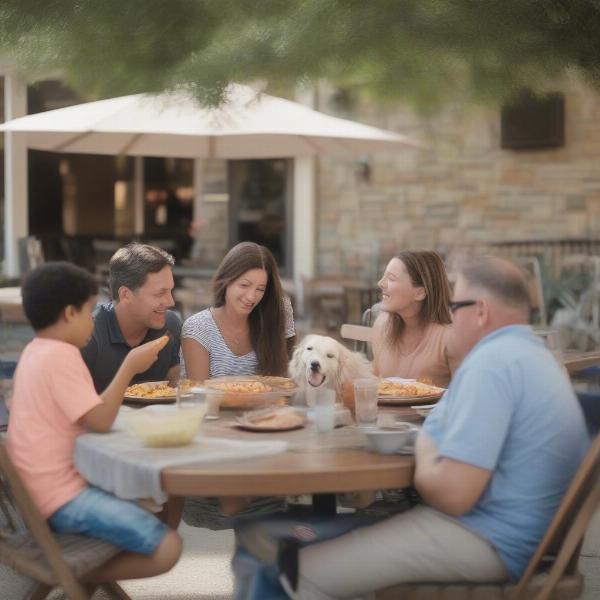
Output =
[{"x1": 289, "y1": 334, "x2": 373, "y2": 405}]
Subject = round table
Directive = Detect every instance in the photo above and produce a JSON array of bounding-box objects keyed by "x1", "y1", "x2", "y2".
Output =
[{"x1": 160, "y1": 418, "x2": 415, "y2": 526}]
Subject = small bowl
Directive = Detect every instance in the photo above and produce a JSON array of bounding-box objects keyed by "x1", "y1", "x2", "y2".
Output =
[
  {"x1": 126, "y1": 405, "x2": 206, "y2": 447},
  {"x1": 364, "y1": 423, "x2": 418, "y2": 454}
]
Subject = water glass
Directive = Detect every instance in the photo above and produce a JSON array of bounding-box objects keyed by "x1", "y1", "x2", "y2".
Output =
[
  {"x1": 353, "y1": 378, "x2": 379, "y2": 427},
  {"x1": 314, "y1": 388, "x2": 336, "y2": 433},
  {"x1": 176, "y1": 380, "x2": 194, "y2": 408},
  {"x1": 204, "y1": 391, "x2": 220, "y2": 420}
]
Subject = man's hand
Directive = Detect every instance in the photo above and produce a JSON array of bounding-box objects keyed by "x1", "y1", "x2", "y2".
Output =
[
  {"x1": 414, "y1": 432, "x2": 492, "y2": 516},
  {"x1": 123, "y1": 335, "x2": 169, "y2": 376}
]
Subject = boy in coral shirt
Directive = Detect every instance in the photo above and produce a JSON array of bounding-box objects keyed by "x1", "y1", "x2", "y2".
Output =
[{"x1": 7, "y1": 262, "x2": 182, "y2": 582}]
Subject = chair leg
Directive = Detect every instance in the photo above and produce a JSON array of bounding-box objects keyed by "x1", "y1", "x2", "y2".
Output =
[
  {"x1": 103, "y1": 582, "x2": 133, "y2": 600},
  {"x1": 26, "y1": 583, "x2": 52, "y2": 600}
]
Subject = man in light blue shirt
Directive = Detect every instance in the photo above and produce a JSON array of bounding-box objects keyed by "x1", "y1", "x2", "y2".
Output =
[
  {"x1": 421, "y1": 314, "x2": 589, "y2": 579},
  {"x1": 232, "y1": 256, "x2": 590, "y2": 600}
]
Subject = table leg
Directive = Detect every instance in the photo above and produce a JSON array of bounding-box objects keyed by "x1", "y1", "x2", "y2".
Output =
[
  {"x1": 311, "y1": 493, "x2": 336, "y2": 516},
  {"x1": 158, "y1": 495, "x2": 185, "y2": 529}
]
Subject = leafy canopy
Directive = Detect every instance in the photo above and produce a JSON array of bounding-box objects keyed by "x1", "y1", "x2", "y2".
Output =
[{"x1": 1, "y1": 0, "x2": 600, "y2": 107}]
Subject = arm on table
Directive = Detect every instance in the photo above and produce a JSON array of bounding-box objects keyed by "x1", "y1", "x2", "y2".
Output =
[{"x1": 414, "y1": 432, "x2": 491, "y2": 517}]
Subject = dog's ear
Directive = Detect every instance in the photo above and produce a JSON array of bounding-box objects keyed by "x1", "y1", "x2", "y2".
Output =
[
  {"x1": 338, "y1": 344, "x2": 373, "y2": 384},
  {"x1": 288, "y1": 341, "x2": 306, "y2": 383}
]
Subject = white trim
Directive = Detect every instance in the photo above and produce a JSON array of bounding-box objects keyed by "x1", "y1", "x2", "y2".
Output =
[
  {"x1": 133, "y1": 156, "x2": 144, "y2": 235},
  {"x1": 293, "y1": 156, "x2": 316, "y2": 282},
  {"x1": 193, "y1": 158, "x2": 204, "y2": 222},
  {"x1": 3, "y1": 74, "x2": 28, "y2": 276}
]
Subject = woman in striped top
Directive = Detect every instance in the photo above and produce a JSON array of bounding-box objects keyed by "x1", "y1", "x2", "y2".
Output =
[
  {"x1": 181, "y1": 242, "x2": 295, "y2": 380},
  {"x1": 180, "y1": 241, "x2": 295, "y2": 529}
]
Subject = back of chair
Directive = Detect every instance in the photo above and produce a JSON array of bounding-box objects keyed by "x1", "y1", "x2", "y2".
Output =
[
  {"x1": 516, "y1": 257, "x2": 548, "y2": 327},
  {"x1": 340, "y1": 324, "x2": 373, "y2": 344},
  {"x1": 0, "y1": 439, "x2": 89, "y2": 599},
  {"x1": 515, "y1": 432, "x2": 600, "y2": 599}
]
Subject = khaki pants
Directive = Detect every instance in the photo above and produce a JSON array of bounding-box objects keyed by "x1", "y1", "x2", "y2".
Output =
[{"x1": 284, "y1": 506, "x2": 509, "y2": 600}]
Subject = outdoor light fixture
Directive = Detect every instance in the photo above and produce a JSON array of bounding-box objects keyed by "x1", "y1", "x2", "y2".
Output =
[{"x1": 356, "y1": 154, "x2": 371, "y2": 183}]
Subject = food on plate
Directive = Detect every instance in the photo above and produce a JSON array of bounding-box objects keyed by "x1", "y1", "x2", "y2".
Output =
[
  {"x1": 257, "y1": 376, "x2": 297, "y2": 390},
  {"x1": 378, "y1": 379, "x2": 444, "y2": 398},
  {"x1": 207, "y1": 380, "x2": 272, "y2": 393},
  {"x1": 242, "y1": 408, "x2": 304, "y2": 430},
  {"x1": 125, "y1": 382, "x2": 177, "y2": 398},
  {"x1": 125, "y1": 379, "x2": 194, "y2": 399}
]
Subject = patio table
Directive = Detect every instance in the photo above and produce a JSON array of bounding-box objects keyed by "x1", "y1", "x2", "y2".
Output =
[
  {"x1": 564, "y1": 350, "x2": 600, "y2": 374},
  {"x1": 75, "y1": 415, "x2": 414, "y2": 528}
]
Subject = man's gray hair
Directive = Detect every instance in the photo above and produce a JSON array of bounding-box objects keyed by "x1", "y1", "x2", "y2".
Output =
[
  {"x1": 456, "y1": 255, "x2": 531, "y2": 310},
  {"x1": 109, "y1": 243, "x2": 175, "y2": 300}
]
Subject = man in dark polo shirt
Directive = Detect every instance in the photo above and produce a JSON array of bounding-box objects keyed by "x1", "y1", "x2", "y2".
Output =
[{"x1": 82, "y1": 243, "x2": 182, "y2": 392}]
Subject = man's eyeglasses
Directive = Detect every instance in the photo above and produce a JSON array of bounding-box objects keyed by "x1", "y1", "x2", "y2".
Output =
[{"x1": 449, "y1": 300, "x2": 477, "y2": 314}]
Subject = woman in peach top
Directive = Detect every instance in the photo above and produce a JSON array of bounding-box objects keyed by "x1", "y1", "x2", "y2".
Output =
[{"x1": 372, "y1": 250, "x2": 455, "y2": 388}]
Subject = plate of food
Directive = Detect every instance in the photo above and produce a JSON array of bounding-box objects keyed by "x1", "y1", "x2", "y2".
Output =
[
  {"x1": 255, "y1": 375, "x2": 298, "y2": 391},
  {"x1": 377, "y1": 378, "x2": 445, "y2": 406},
  {"x1": 124, "y1": 379, "x2": 196, "y2": 404},
  {"x1": 235, "y1": 407, "x2": 306, "y2": 432},
  {"x1": 205, "y1": 377, "x2": 295, "y2": 410}
]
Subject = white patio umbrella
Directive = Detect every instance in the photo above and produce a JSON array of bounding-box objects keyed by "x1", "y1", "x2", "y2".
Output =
[{"x1": 0, "y1": 84, "x2": 419, "y2": 158}]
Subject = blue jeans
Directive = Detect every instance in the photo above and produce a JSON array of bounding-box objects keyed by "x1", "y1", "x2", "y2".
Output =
[
  {"x1": 232, "y1": 513, "x2": 382, "y2": 600},
  {"x1": 49, "y1": 487, "x2": 167, "y2": 555}
]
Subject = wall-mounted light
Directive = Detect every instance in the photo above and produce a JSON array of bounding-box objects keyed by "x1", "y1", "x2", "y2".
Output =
[{"x1": 356, "y1": 154, "x2": 371, "y2": 183}]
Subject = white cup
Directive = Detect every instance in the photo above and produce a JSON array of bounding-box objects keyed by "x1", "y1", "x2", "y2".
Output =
[
  {"x1": 353, "y1": 378, "x2": 379, "y2": 427},
  {"x1": 314, "y1": 388, "x2": 336, "y2": 433},
  {"x1": 205, "y1": 392, "x2": 220, "y2": 420}
]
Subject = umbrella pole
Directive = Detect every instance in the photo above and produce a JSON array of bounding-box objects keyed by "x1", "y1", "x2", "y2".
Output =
[{"x1": 134, "y1": 156, "x2": 144, "y2": 236}]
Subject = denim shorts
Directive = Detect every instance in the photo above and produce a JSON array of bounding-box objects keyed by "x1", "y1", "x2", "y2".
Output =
[{"x1": 48, "y1": 487, "x2": 167, "y2": 555}]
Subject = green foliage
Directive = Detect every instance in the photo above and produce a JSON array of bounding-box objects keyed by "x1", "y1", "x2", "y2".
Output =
[{"x1": 1, "y1": 0, "x2": 600, "y2": 108}]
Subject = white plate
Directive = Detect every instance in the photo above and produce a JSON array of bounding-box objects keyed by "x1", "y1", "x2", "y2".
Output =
[
  {"x1": 124, "y1": 380, "x2": 177, "y2": 404},
  {"x1": 378, "y1": 393, "x2": 442, "y2": 406}
]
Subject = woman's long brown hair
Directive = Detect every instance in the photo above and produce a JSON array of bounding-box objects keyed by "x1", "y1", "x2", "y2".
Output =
[
  {"x1": 386, "y1": 250, "x2": 452, "y2": 347},
  {"x1": 213, "y1": 242, "x2": 288, "y2": 375}
]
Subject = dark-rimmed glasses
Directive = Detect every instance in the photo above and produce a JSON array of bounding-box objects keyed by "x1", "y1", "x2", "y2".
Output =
[{"x1": 449, "y1": 300, "x2": 477, "y2": 314}]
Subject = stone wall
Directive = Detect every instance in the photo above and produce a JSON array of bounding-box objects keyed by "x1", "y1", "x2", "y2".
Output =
[{"x1": 314, "y1": 76, "x2": 600, "y2": 278}]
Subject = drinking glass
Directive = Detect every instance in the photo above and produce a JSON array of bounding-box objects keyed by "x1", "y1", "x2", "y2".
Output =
[
  {"x1": 353, "y1": 378, "x2": 379, "y2": 427},
  {"x1": 203, "y1": 390, "x2": 221, "y2": 420},
  {"x1": 314, "y1": 388, "x2": 336, "y2": 433},
  {"x1": 176, "y1": 379, "x2": 194, "y2": 408}
]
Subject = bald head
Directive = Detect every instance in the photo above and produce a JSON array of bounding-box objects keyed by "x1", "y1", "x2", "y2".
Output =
[{"x1": 455, "y1": 255, "x2": 531, "y2": 316}]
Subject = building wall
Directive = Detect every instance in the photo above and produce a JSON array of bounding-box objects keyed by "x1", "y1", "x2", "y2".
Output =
[{"x1": 314, "y1": 76, "x2": 600, "y2": 278}]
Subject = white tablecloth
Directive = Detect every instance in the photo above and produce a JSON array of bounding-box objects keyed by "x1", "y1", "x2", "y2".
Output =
[{"x1": 75, "y1": 420, "x2": 288, "y2": 504}]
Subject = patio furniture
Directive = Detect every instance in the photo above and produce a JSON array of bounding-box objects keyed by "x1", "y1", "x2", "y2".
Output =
[
  {"x1": 375, "y1": 431, "x2": 600, "y2": 600},
  {"x1": 340, "y1": 323, "x2": 373, "y2": 356},
  {"x1": 564, "y1": 350, "x2": 600, "y2": 374},
  {"x1": 73, "y1": 416, "x2": 414, "y2": 528},
  {"x1": 0, "y1": 439, "x2": 130, "y2": 600},
  {"x1": 516, "y1": 256, "x2": 548, "y2": 327},
  {"x1": 173, "y1": 277, "x2": 212, "y2": 320}
]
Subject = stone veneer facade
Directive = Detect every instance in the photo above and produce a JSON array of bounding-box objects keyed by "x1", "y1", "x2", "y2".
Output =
[{"x1": 312, "y1": 76, "x2": 600, "y2": 279}]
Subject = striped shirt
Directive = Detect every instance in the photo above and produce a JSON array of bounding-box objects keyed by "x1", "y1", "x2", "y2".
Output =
[{"x1": 181, "y1": 297, "x2": 295, "y2": 378}]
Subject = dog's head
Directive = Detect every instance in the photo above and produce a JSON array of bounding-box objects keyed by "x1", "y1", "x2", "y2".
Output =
[{"x1": 289, "y1": 334, "x2": 372, "y2": 399}]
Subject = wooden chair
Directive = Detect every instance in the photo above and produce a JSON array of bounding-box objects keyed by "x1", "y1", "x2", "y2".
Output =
[
  {"x1": 516, "y1": 256, "x2": 548, "y2": 327},
  {"x1": 375, "y1": 431, "x2": 600, "y2": 600},
  {"x1": 340, "y1": 324, "x2": 373, "y2": 344},
  {"x1": 0, "y1": 439, "x2": 132, "y2": 600}
]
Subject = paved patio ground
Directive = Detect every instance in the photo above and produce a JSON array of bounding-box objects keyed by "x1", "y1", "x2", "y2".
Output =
[{"x1": 2, "y1": 509, "x2": 600, "y2": 599}]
